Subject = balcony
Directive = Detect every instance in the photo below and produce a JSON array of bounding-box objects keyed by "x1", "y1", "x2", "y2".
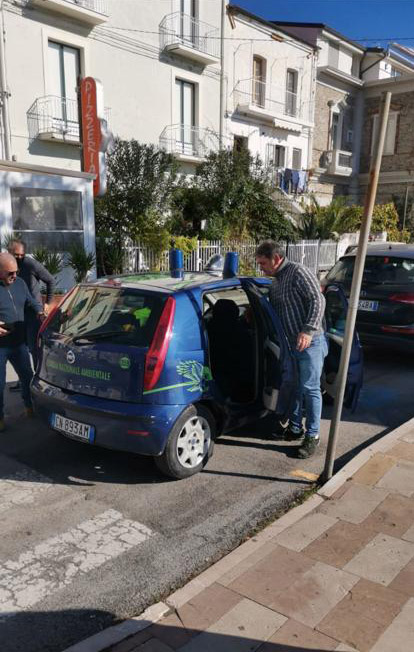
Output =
[
  {"x1": 233, "y1": 78, "x2": 313, "y2": 128},
  {"x1": 160, "y1": 125, "x2": 223, "y2": 163},
  {"x1": 27, "y1": 0, "x2": 108, "y2": 26},
  {"x1": 324, "y1": 149, "x2": 353, "y2": 176},
  {"x1": 27, "y1": 95, "x2": 110, "y2": 145},
  {"x1": 160, "y1": 12, "x2": 220, "y2": 66}
]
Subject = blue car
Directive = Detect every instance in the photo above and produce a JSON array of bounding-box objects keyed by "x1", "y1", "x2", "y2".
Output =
[{"x1": 32, "y1": 257, "x2": 363, "y2": 479}]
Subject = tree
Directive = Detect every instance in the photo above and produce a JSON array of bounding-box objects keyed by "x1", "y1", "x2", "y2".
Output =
[
  {"x1": 94, "y1": 139, "x2": 178, "y2": 242},
  {"x1": 170, "y1": 149, "x2": 294, "y2": 241}
]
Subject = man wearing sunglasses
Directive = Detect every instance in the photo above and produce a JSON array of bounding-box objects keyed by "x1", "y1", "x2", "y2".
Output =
[{"x1": 0, "y1": 253, "x2": 44, "y2": 431}]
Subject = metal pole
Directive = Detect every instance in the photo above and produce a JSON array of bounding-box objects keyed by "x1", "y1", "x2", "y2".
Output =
[
  {"x1": 0, "y1": 0, "x2": 11, "y2": 160},
  {"x1": 403, "y1": 184, "x2": 409, "y2": 231},
  {"x1": 219, "y1": 0, "x2": 225, "y2": 148},
  {"x1": 322, "y1": 91, "x2": 392, "y2": 483}
]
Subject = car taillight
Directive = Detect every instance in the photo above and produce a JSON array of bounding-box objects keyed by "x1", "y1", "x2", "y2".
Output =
[
  {"x1": 389, "y1": 293, "x2": 414, "y2": 305},
  {"x1": 37, "y1": 288, "x2": 75, "y2": 347},
  {"x1": 144, "y1": 297, "x2": 176, "y2": 392}
]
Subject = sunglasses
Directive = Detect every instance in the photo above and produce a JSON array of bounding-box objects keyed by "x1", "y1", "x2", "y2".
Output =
[{"x1": 7, "y1": 271, "x2": 17, "y2": 278}]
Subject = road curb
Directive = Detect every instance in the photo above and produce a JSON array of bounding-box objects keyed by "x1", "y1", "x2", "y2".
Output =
[{"x1": 62, "y1": 416, "x2": 414, "y2": 652}]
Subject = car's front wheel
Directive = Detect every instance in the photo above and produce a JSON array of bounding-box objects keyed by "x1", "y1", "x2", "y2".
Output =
[{"x1": 155, "y1": 405, "x2": 215, "y2": 479}]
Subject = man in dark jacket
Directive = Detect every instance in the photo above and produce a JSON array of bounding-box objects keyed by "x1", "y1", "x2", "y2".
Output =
[
  {"x1": 0, "y1": 253, "x2": 43, "y2": 431},
  {"x1": 8, "y1": 239, "x2": 55, "y2": 371}
]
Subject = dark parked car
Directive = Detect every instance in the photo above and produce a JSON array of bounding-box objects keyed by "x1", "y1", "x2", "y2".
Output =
[{"x1": 322, "y1": 243, "x2": 414, "y2": 351}]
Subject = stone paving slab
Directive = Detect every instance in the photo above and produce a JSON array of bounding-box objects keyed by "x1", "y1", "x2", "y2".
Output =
[{"x1": 65, "y1": 420, "x2": 414, "y2": 652}]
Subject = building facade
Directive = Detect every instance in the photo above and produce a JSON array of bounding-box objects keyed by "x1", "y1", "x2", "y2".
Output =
[
  {"x1": 3, "y1": 0, "x2": 224, "y2": 173},
  {"x1": 224, "y1": 6, "x2": 315, "y2": 196}
]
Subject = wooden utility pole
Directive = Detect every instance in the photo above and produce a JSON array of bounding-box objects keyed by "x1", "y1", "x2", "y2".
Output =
[{"x1": 322, "y1": 91, "x2": 392, "y2": 482}]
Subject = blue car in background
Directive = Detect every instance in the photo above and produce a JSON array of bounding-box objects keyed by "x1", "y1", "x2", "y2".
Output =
[{"x1": 32, "y1": 259, "x2": 363, "y2": 479}]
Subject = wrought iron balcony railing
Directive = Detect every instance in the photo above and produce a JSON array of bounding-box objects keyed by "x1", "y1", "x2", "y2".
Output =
[
  {"x1": 233, "y1": 78, "x2": 312, "y2": 123},
  {"x1": 160, "y1": 124, "x2": 224, "y2": 160},
  {"x1": 27, "y1": 95, "x2": 110, "y2": 144},
  {"x1": 26, "y1": 0, "x2": 108, "y2": 25},
  {"x1": 160, "y1": 12, "x2": 220, "y2": 64}
]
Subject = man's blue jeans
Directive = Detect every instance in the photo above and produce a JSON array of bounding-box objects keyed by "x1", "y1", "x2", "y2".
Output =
[
  {"x1": 0, "y1": 344, "x2": 33, "y2": 418},
  {"x1": 290, "y1": 334, "x2": 328, "y2": 438}
]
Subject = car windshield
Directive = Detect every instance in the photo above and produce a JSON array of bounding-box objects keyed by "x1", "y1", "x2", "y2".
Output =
[
  {"x1": 326, "y1": 255, "x2": 414, "y2": 285},
  {"x1": 47, "y1": 286, "x2": 167, "y2": 346}
]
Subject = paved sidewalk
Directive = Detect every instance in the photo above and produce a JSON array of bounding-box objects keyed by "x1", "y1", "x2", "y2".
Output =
[{"x1": 65, "y1": 419, "x2": 414, "y2": 652}]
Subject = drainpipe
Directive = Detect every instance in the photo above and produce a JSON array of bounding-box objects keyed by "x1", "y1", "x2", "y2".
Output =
[
  {"x1": 0, "y1": 0, "x2": 11, "y2": 160},
  {"x1": 219, "y1": 0, "x2": 225, "y2": 148},
  {"x1": 306, "y1": 50, "x2": 318, "y2": 170}
]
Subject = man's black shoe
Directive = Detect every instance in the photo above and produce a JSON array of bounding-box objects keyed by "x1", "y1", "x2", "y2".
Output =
[
  {"x1": 297, "y1": 436, "x2": 320, "y2": 458},
  {"x1": 284, "y1": 425, "x2": 305, "y2": 441}
]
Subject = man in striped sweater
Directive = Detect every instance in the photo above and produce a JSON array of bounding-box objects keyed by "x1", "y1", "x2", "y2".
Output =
[{"x1": 256, "y1": 241, "x2": 327, "y2": 458}]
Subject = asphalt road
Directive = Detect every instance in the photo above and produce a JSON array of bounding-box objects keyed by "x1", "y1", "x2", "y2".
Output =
[{"x1": 1, "y1": 346, "x2": 414, "y2": 652}]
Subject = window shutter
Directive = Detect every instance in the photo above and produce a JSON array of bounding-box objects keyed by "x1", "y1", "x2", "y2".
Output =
[
  {"x1": 384, "y1": 113, "x2": 397, "y2": 155},
  {"x1": 371, "y1": 112, "x2": 398, "y2": 156},
  {"x1": 266, "y1": 143, "x2": 275, "y2": 166}
]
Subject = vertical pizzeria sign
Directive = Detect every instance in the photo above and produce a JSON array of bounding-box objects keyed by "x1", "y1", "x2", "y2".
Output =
[{"x1": 80, "y1": 77, "x2": 109, "y2": 197}]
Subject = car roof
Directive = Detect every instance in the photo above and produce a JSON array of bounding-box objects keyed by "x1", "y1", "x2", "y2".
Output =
[
  {"x1": 91, "y1": 272, "x2": 270, "y2": 294},
  {"x1": 344, "y1": 243, "x2": 414, "y2": 259}
]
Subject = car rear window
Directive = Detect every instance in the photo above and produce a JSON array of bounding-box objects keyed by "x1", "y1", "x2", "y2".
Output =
[
  {"x1": 326, "y1": 255, "x2": 414, "y2": 285},
  {"x1": 47, "y1": 286, "x2": 167, "y2": 346}
]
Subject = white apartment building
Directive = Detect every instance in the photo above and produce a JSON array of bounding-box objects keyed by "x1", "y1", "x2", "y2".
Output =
[
  {"x1": 0, "y1": 0, "x2": 227, "y2": 264},
  {"x1": 224, "y1": 6, "x2": 316, "y2": 193},
  {"x1": 3, "y1": 0, "x2": 224, "y2": 172}
]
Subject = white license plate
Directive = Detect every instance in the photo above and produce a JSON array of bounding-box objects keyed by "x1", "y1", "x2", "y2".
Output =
[
  {"x1": 51, "y1": 413, "x2": 94, "y2": 442},
  {"x1": 358, "y1": 300, "x2": 379, "y2": 312}
]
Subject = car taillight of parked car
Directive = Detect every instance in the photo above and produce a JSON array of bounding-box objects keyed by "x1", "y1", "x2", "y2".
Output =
[
  {"x1": 389, "y1": 293, "x2": 414, "y2": 305},
  {"x1": 144, "y1": 296, "x2": 176, "y2": 392}
]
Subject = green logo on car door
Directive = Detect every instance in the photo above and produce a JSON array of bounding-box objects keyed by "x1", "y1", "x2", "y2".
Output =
[{"x1": 119, "y1": 356, "x2": 131, "y2": 370}]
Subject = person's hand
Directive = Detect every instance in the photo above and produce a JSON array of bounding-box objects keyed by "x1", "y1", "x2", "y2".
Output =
[
  {"x1": 296, "y1": 332, "x2": 312, "y2": 352},
  {"x1": 43, "y1": 303, "x2": 50, "y2": 317},
  {"x1": 37, "y1": 312, "x2": 46, "y2": 322},
  {"x1": 0, "y1": 322, "x2": 8, "y2": 337}
]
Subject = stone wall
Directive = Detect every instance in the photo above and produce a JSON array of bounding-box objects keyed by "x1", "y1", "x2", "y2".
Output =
[{"x1": 360, "y1": 91, "x2": 414, "y2": 174}]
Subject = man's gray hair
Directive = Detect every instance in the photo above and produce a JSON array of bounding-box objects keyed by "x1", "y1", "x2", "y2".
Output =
[
  {"x1": 7, "y1": 238, "x2": 26, "y2": 252},
  {"x1": 256, "y1": 241, "x2": 284, "y2": 259}
]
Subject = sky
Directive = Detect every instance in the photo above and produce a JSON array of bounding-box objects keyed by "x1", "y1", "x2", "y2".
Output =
[{"x1": 233, "y1": 0, "x2": 414, "y2": 48}]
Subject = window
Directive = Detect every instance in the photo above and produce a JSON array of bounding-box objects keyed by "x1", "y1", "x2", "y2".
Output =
[
  {"x1": 48, "y1": 41, "x2": 80, "y2": 132},
  {"x1": 11, "y1": 188, "x2": 83, "y2": 252},
  {"x1": 371, "y1": 112, "x2": 398, "y2": 156},
  {"x1": 176, "y1": 79, "x2": 196, "y2": 154},
  {"x1": 234, "y1": 135, "x2": 248, "y2": 153},
  {"x1": 266, "y1": 144, "x2": 286, "y2": 168},
  {"x1": 49, "y1": 286, "x2": 166, "y2": 347},
  {"x1": 285, "y1": 70, "x2": 298, "y2": 117},
  {"x1": 328, "y1": 41, "x2": 340, "y2": 68},
  {"x1": 252, "y1": 56, "x2": 266, "y2": 107},
  {"x1": 331, "y1": 112, "x2": 340, "y2": 149},
  {"x1": 180, "y1": 0, "x2": 197, "y2": 46},
  {"x1": 327, "y1": 255, "x2": 414, "y2": 286},
  {"x1": 292, "y1": 148, "x2": 302, "y2": 169}
]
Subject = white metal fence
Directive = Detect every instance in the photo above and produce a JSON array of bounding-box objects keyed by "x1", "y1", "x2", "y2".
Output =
[{"x1": 123, "y1": 239, "x2": 340, "y2": 277}]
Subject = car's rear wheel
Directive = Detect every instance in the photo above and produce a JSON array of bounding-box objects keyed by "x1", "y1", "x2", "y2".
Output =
[{"x1": 155, "y1": 405, "x2": 215, "y2": 479}]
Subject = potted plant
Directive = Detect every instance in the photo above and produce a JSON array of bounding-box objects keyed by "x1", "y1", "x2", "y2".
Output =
[
  {"x1": 32, "y1": 247, "x2": 66, "y2": 309},
  {"x1": 67, "y1": 243, "x2": 96, "y2": 284}
]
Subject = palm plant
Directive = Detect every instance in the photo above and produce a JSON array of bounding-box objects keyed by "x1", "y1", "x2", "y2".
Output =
[
  {"x1": 32, "y1": 247, "x2": 64, "y2": 281},
  {"x1": 67, "y1": 243, "x2": 96, "y2": 283}
]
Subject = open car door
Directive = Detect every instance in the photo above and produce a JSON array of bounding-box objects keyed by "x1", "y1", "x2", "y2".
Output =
[
  {"x1": 323, "y1": 283, "x2": 364, "y2": 411},
  {"x1": 241, "y1": 280, "x2": 296, "y2": 419}
]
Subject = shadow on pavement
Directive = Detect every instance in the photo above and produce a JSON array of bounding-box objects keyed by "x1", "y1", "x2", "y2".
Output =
[{"x1": 0, "y1": 611, "x2": 345, "y2": 652}]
